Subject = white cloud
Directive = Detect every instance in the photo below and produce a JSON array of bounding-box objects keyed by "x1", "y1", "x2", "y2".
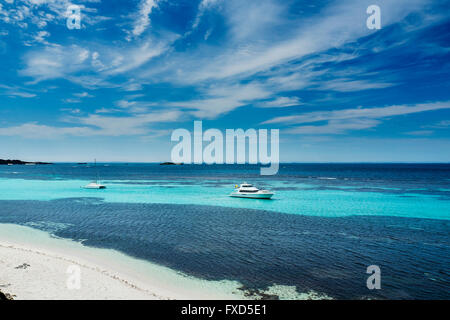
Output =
[
  {"x1": 78, "y1": 49, "x2": 90, "y2": 63},
  {"x1": 0, "y1": 84, "x2": 37, "y2": 98},
  {"x1": 73, "y1": 92, "x2": 93, "y2": 98},
  {"x1": 0, "y1": 0, "x2": 107, "y2": 31},
  {"x1": 0, "y1": 110, "x2": 183, "y2": 139},
  {"x1": 225, "y1": 0, "x2": 284, "y2": 42},
  {"x1": 424, "y1": 120, "x2": 450, "y2": 129},
  {"x1": 62, "y1": 98, "x2": 81, "y2": 103},
  {"x1": 404, "y1": 130, "x2": 434, "y2": 136},
  {"x1": 129, "y1": 0, "x2": 158, "y2": 39},
  {"x1": 265, "y1": 101, "x2": 450, "y2": 135},
  {"x1": 263, "y1": 102, "x2": 450, "y2": 125},
  {"x1": 122, "y1": 81, "x2": 144, "y2": 92},
  {"x1": 157, "y1": 0, "x2": 429, "y2": 84},
  {"x1": 192, "y1": 0, "x2": 220, "y2": 29},
  {"x1": 107, "y1": 41, "x2": 170, "y2": 75},
  {"x1": 20, "y1": 45, "x2": 91, "y2": 82},
  {"x1": 436, "y1": 120, "x2": 450, "y2": 127},
  {"x1": 21, "y1": 37, "x2": 173, "y2": 84},
  {"x1": 95, "y1": 108, "x2": 117, "y2": 114},
  {"x1": 65, "y1": 110, "x2": 183, "y2": 136},
  {"x1": 130, "y1": 0, "x2": 433, "y2": 122},
  {"x1": 168, "y1": 83, "x2": 271, "y2": 118},
  {"x1": 257, "y1": 96, "x2": 302, "y2": 108},
  {"x1": 32, "y1": 30, "x2": 51, "y2": 45},
  {"x1": 286, "y1": 118, "x2": 381, "y2": 134},
  {"x1": 316, "y1": 79, "x2": 395, "y2": 92},
  {"x1": 0, "y1": 123, "x2": 96, "y2": 139},
  {"x1": 116, "y1": 100, "x2": 137, "y2": 108},
  {"x1": 8, "y1": 0, "x2": 443, "y2": 127},
  {"x1": 60, "y1": 108, "x2": 81, "y2": 114}
]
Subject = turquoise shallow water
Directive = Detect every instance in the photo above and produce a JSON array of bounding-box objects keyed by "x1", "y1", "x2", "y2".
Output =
[{"x1": 0, "y1": 176, "x2": 448, "y2": 220}]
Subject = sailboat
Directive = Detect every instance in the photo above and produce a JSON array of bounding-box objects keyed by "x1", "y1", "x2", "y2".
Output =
[{"x1": 83, "y1": 159, "x2": 106, "y2": 189}]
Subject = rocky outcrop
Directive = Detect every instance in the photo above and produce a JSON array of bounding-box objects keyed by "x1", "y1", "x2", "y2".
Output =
[
  {"x1": 0, "y1": 290, "x2": 14, "y2": 300},
  {"x1": 160, "y1": 162, "x2": 183, "y2": 165},
  {"x1": 0, "y1": 159, "x2": 51, "y2": 165}
]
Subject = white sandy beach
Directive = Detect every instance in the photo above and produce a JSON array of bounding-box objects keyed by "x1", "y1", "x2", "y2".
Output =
[{"x1": 0, "y1": 223, "x2": 246, "y2": 300}]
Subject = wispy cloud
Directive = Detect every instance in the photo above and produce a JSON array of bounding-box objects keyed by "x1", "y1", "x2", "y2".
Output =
[
  {"x1": 106, "y1": 40, "x2": 172, "y2": 75},
  {"x1": 127, "y1": 0, "x2": 159, "y2": 40},
  {"x1": 404, "y1": 130, "x2": 434, "y2": 136},
  {"x1": 157, "y1": 0, "x2": 429, "y2": 84},
  {"x1": 128, "y1": 0, "x2": 435, "y2": 120},
  {"x1": 0, "y1": 84, "x2": 37, "y2": 98},
  {"x1": 0, "y1": 0, "x2": 108, "y2": 31},
  {"x1": 0, "y1": 110, "x2": 183, "y2": 139},
  {"x1": 20, "y1": 45, "x2": 91, "y2": 82},
  {"x1": 64, "y1": 110, "x2": 183, "y2": 136},
  {"x1": 424, "y1": 120, "x2": 450, "y2": 129},
  {"x1": 73, "y1": 92, "x2": 94, "y2": 98},
  {"x1": 192, "y1": 0, "x2": 220, "y2": 29},
  {"x1": 286, "y1": 118, "x2": 381, "y2": 135},
  {"x1": 0, "y1": 123, "x2": 96, "y2": 139},
  {"x1": 168, "y1": 83, "x2": 271, "y2": 118},
  {"x1": 264, "y1": 102, "x2": 450, "y2": 125},
  {"x1": 257, "y1": 96, "x2": 303, "y2": 108},
  {"x1": 316, "y1": 79, "x2": 395, "y2": 92},
  {"x1": 21, "y1": 37, "x2": 174, "y2": 84},
  {"x1": 265, "y1": 101, "x2": 450, "y2": 135}
]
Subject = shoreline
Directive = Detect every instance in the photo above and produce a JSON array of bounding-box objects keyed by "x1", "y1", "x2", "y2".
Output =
[{"x1": 0, "y1": 223, "x2": 246, "y2": 300}]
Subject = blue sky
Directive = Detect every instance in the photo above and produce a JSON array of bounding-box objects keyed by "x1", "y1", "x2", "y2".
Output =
[{"x1": 0, "y1": 0, "x2": 449, "y2": 162}]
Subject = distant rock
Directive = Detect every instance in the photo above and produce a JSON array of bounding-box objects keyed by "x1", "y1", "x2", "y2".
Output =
[
  {"x1": 0, "y1": 159, "x2": 52, "y2": 165},
  {"x1": 160, "y1": 162, "x2": 184, "y2": 165}
]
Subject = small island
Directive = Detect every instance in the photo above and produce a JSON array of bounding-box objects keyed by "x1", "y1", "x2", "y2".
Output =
[
  {"x1": 0, "y1": 159, "x2": 52, "y2": 165},
  {"x1": 160, "y1": 162, "x2": 184, "y2": 165}
]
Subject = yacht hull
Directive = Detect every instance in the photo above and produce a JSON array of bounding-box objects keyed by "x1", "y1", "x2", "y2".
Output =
[{"x1": 230, "y1": 193, "x2": 273, "y2": 199}]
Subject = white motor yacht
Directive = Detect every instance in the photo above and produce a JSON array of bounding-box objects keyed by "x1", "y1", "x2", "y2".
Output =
[{"x1": 230, "y1": 183, "x2": 274, "y2": 199}]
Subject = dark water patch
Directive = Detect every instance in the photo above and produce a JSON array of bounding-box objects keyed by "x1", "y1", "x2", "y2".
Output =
[
  {"x1": 302, "y1": 185, "x2": 450, "y2": 200},
  {"x1": 201, "y1": 182, "x2": 233, "y2": 188},
  {"x1": 50, "y1": 197, "x2": 105, "y2": 205},
  {"x1": 0, "y1": 199, "x2": 448, "y2": 300},
  {"x1": 272, "y1": 187, "x2": 300, "y2": 191}
]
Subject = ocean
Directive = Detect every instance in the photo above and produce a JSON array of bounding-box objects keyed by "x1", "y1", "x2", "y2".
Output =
[{"x1": 0, "y1": 163, "x2": 449, "y2": 299}]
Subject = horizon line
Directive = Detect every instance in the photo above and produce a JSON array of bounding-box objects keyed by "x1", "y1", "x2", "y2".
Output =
[{"x1": 7, "y1": 161, "x2": 450, "y2": 164}]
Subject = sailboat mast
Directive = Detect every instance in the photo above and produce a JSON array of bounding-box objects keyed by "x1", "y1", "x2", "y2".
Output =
[{"x1": 95, "y1": 159, "x2": 99, "y2": 182}]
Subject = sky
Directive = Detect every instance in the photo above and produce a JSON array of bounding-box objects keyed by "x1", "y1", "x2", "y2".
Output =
[{"x1": 0, "y1": 0, "x2": 449, "y2": 162}]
